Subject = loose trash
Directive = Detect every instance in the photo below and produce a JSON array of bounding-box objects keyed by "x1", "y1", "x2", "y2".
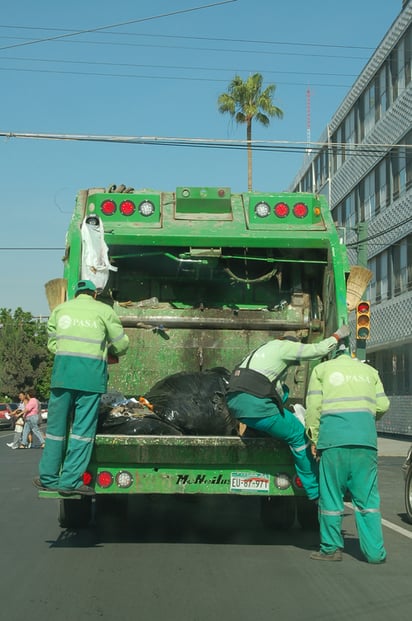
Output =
[{"x1": 98, "y1": 368, "x2": 238, "y2": 436}]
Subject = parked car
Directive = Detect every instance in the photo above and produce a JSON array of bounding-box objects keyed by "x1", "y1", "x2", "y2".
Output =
[
  {"x1": 40, "y1": 402, "x2": 48, "y2": 422},
  {"x1": 0, "y1": 403, "x2": 13, "y2": 429},
  {"x1": 402, "y1": 445, "x2": 412, "y2": 524}
]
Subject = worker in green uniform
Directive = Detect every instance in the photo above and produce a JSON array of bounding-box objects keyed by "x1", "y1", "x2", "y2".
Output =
[
  {"x1": 306, "y1": 344, "x2": 390, "y2": 562},
  {"x1": 33, "y1": 280, "x2": 129, "y2": 495},
  {"x1": 226, "y1": 325, "x2": 350, "y2": 501}
]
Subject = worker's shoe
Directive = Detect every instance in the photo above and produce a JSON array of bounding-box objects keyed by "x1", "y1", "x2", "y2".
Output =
[
  {"x1": 32, "y1": 477, "x2": 59, "y2": 492},
  {"x1": 310, "y1": 549, "x2": 342, "y2": 561},
  {"x1": 59, "y1": 485, "x2": 96, "y2": 497}
]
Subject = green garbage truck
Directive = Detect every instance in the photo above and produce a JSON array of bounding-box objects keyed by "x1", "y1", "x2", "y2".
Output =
[{"x1": 42, "y1": 184, "x2": 351, "y2": 529}]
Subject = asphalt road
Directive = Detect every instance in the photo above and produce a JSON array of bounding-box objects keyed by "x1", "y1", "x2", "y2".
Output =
[{"x1": 0, "y1": 427, "x2": 411, "y2": 621}]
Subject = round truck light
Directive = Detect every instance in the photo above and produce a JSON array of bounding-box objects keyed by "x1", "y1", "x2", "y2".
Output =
[
  {"x1": 97, "y1": 471, "x2": 114, "y2": 488},
  {"x1": 120, "y1": 200, "x2": 136, "y2": 216},
  {"x1": 274, "y1": 202, "x2": 289, "y2": 218},
  {"x1": 274, "y1": 473, "x2": 292, "y2": 490},
  {"x1": 115, "y1": 471, "x2": 133, "y2": 489},
  {"x1": 138, "y1": 200, "x2": 155, "y2": 217},
  {"x1": 293, "y1": 202, "x2": 308, "y2": 218},
  {"x1": 293, "y1": 475, "x2": 304, "y2": 489},
  {"x1": 254, "y1": 201, "x2": 270, "y2": 218},
  {"x1": 82, "y1": 471, "x2": 93, "y2": 486},
  {"x1": 101, "y1": 199, "x2": 116, "y2": 216}
]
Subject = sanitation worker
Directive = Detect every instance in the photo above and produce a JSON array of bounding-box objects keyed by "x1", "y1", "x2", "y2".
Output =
[
  {"x1": 306, "y1": 343, "x2": 390, "y2": 562},
  {"x1": 226, "y1": 325, "x2": 350, "y2": 501},
  {"x1": 33, "y1": 279, "x2": 129, "y2": 495}
]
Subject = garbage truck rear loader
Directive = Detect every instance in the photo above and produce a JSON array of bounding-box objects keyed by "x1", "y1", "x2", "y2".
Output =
[{"x1": 43, "y1": 186, "x2": 350, "y2": 529}]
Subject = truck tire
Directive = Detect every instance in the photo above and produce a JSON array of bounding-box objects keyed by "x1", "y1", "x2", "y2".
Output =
[
  {"x1": 296, "y1": 497, "x2": 319, "y2": 530},
  {"x1": 58, "y1": 497, "x2": 93, "y2": 529},
  {"x1": 404, "y1": 466, "x2": 412, "y2": 524},
  {"x1": 260, "y1": 496, "x2": 295, "y2": 530}
]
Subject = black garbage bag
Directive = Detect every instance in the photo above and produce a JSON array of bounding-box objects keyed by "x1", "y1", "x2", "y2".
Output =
[
  {"x1": 111, "y1": 414, "x2": 182, "y2": 436},
  {"x1": 98, "y1": 403, "x2": 182, "y2": 436},
  {"x1": 144, "y1": 367, "x2": 238, "y2": 436}
]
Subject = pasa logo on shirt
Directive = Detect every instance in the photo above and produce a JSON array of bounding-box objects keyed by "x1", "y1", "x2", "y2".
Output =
[{"x1": 58, "y1": 315, "x2": 98, "y2": 329}]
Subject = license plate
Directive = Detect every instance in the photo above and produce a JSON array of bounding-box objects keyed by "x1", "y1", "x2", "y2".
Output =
[{"x1": 230, "y1": 472, "x2": 270, "y2": 493}]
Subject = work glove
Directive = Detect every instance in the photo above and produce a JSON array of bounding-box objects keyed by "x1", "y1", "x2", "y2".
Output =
[{"x1": 333, "y1": 324, "x2": 350, "y2": 340}]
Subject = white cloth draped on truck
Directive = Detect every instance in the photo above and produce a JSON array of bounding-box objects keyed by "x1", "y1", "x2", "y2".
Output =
[{"x1": 80, "y1": 216, "x2": 117, "y2": 291}]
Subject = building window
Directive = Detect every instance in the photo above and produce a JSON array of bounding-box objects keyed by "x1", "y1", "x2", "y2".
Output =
[
  {"x1": 391, "y1": 144, "x2": 407, "y2": 200},
  {"x1": 369, "y1": 346, "x2": 411, "y2": 396},
  {"x1": 376, "y1": 67, "x2": 388, "y2": 121},
  {"x1": 405, "y1": 25, "x2": 412, "y2": 85},
  {"x1": 360, "y1": 84, "x2": 375, "y2": 139}
]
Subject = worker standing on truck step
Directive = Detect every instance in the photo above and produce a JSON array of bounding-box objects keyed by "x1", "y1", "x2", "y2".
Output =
[
  {"x1": 33, "y1": 279, "x2": 129, "y2": 496},
  {"x1": 226, "y1": 325, "x2": 350, "y2": 501},
  {"x1": 306, "y1": 343, "x2": 390, "y2": 563}
]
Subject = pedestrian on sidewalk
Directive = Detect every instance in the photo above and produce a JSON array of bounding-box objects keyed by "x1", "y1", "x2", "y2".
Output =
[
  {"x1": 20, "y1": 389, "x2": 44, "y2": 449},
  {"x1": 6, "y1": 391, "x2": 28, "y2": 449}
]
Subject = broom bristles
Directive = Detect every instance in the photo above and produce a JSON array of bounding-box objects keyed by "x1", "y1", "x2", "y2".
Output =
[
  {"x1": 45, "y1": 278, "x2": 67, "y2": 312},
  {"x1": 346, "y1": 266, "x2": 372, "y2": 311}
]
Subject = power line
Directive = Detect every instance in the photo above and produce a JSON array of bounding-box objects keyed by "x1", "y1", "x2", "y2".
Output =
[
  {"x1": 0, "y1": 1, "x2": 238, "y2": 51},
  {"x1": 1, "y1": 130, "x2": 411, "y2": 155},
  {"x1": 0, "y1": 65, "x2": 353, "y2": 88},
  {"x1": 0, "y1": 34, "x2": 369, "y2": 61},
  {"x1": 0, "y1": 24, "x2": 376, "y2": 52},
  {"x1": 0, "y1": 55, "x2": 359, "y2": 80}
]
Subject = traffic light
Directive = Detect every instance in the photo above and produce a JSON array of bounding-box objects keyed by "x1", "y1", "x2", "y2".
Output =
[{"x1": 356, "y1": 301, "x2": 371, "y2": 339}]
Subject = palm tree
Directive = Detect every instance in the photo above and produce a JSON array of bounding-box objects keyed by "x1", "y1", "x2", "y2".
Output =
[{"x1": 217, "y1": 73, "x2": 283, "y2": 191}]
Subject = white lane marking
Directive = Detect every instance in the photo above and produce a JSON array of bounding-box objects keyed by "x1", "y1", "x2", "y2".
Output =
[
  {"x1": 344, "y1": 502, "x2": 412, "y2": 540},
  {"x1": 381, "y1": 518, "x2": 412, "y2": 539}
]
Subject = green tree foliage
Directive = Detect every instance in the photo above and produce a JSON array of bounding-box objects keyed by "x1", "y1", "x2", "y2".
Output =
[
  {"x1": 0, "y1": 308, "x2": 53, "y2": 400},
  {"x1": 217, "y1": 73, "x2": 283, "y2": 191}
]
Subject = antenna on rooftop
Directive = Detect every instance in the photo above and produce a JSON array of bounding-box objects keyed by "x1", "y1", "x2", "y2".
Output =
[{"x1": 306, "y1": 87, "x2": 312, "y2": 155}]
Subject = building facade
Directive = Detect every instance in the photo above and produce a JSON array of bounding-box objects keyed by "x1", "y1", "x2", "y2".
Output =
[{"x1": 289, "y1": 1, "x2": 412, "y2": 435}]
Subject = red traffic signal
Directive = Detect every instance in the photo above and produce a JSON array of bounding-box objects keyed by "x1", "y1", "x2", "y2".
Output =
[{"x1": 356, "y1": 301, "x2": 370, "y2": 339}]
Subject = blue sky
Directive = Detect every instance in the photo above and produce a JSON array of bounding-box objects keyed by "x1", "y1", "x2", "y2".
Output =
[{"x1": 0, "y1": 0, "x2": 401, "y2": 316}]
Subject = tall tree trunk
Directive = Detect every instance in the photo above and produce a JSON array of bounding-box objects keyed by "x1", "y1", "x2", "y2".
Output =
[{"x1": 247, "y1": 119, "x2": 253, "y2": 191}]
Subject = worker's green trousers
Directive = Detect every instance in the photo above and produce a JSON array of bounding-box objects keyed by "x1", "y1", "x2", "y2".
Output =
[
  {"x1": 39, "y1": 388, "x2": 101, "y2": 490},
  {"x1": 318, "y1": 446, "x2": 386, "y2": 563},
  {"x1": 226, "y1": 392, "x2": 319, "y2": 500}
]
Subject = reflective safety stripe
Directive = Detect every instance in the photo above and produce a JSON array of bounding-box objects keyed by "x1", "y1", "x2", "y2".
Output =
[
  {"x1": 292, "y1": 440, "x2": 311, "y2": 453},
  {"x1": 319, "y1": 509, "x2": 344, "y2": 517},
  {"x1": 110, "y1": 332, "x2": 127, "y2": 343},
  {"x1": 55, "y1": 351, "x2": 104, "y2": 360},
  {"x1": 321, "y1": 407, "x2": 375, "y2": 417},
  {"x1": 55, "y1": 333, "x2": 103, "y2": 343},
  {"x1": 352, "y1": 505, "x2": 381, "y2": 515},
  {"x1": 45, "y1": 433, "x2": 66, "y2": 442},
  {"x1": 323, "y1": 396, "x2": 376, "y2": 405},
  {"x1": 70, "y1": 434, "x2": 94, "y2": 443},
  {"x1": 307, "y1": 389, "x2": 322, "y2": 396}
]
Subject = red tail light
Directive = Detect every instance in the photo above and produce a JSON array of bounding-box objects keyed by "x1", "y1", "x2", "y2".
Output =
[
  {"x1": 82, "y1": 471, "x2": 93, "y2": 485},
  {"x1": 101, "y1": 199, "x2": 116, "y2": 216},
  {"x1": 120, "y1": 200, "x2": 136, "y2": 216},
  {"x1": 293, "y1": 202, "x2": 308, "y2": 218},
  {"x1": 274, "y1": 202, "x2": 289, "y2": 218},
  {"x1": 97, "y1": 471, "x2": 114, "y2": 488}
]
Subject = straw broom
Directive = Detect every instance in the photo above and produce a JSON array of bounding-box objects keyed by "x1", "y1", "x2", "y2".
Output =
[
  {"x1": 346, "y1": 266, "x2": 372, "y2": 311},
  {"x1": 44, "y1": 278, "x2": 67, "y2": 312}
]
